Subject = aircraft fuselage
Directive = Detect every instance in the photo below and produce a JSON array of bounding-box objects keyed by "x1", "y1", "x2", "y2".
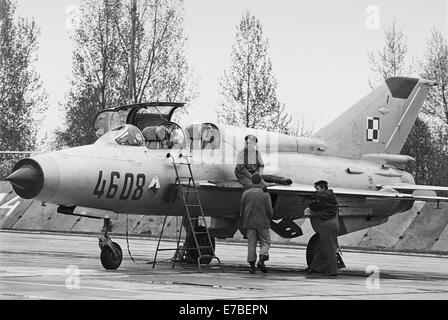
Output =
[{"x1": 20, "y1": 144, "x2": 414, "y2": 220}]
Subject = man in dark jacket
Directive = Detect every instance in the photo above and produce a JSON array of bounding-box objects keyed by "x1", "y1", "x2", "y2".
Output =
[
  {"x1": 307, "y1": 180, "x2": 339, "y2": 277},
  {"x1": 235, "y1": 135, "x2": 264, "y2": 189},
  {"x1": 240, "y1": 173, "x2": 273, "y2": 274}
]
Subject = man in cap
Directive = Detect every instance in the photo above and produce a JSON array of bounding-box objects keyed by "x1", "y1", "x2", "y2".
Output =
[
  {"x1": 240, "y1": 173, "x2": 273, "y2": 274},
  {"x1": 307, "y1": 180, "x2": 339, "y2": 277},
  {"x1": 235, "y1": 134, "x2": 264, "y2": 189}
]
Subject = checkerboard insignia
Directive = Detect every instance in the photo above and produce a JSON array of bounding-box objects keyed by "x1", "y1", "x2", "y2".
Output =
[{"x1": 366, "y1": 117, "x2": 380, "y2": 142}]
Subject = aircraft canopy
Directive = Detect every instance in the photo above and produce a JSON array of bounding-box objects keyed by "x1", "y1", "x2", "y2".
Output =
[
  {"x1": 95, "y1": 124, "x2": 144, "y2": 147},
  {"x1": 94, "y1": 102, "x2": 184, "y2": 139},
  {"x1": 142, "y1": 122, "x2": 185, "y2": 150}
]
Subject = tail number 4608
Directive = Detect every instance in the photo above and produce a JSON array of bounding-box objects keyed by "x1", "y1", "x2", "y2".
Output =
[{"x1": 93, "y1": 171, "x2": 146, "y2": 200}]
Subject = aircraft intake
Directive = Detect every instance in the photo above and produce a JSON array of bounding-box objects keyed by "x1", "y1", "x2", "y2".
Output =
[{"x1": 6, "y1": 158, "x2": 44, "y2": 199}]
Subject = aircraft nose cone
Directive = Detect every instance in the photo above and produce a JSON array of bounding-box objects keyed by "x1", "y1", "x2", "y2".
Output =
[
  {"x1": 6, "y1": 166, "x2": 38, "y2": 190},
  {"x1": 6, "y1": 159, "x2": 44, "y2": 199}
]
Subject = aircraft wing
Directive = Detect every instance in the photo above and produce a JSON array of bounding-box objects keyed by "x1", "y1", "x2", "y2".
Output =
[
  {"x1": 194, "y1": 181, "x2": 448, "y2": 202},
  {"x1": 377, "y1": 183, "x2": 448, "y2": 193},
  {"x1": 268, "y1": 184, "x2": 448, "y2": 202},
  {"x1": 195, "y1": 180, "x2": 245, "y2": 190}
]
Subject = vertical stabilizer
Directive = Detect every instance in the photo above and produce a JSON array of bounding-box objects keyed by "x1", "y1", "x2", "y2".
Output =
[{"x1": 312, "y1": 77, "x2": 436, "y2": 159}]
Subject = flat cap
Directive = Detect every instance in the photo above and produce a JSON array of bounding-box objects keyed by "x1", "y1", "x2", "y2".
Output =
[{"x1": 314, "y1": 180, "x2": 328, "y2": 188}]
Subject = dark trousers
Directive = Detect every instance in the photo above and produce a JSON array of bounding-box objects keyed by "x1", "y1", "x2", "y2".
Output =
[{"x1": 310, "y1": 216, "x2": 339, "y2": 274}]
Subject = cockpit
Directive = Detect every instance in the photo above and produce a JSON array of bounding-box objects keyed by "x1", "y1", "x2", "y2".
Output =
[
  {"x1": 93, "y1": 103, "x2": 220, "y2": 151},
  {"x1": 141, "y1": 122, "x2": 185, "y2": 150},
  {"x1": 95, "y1": 124, "x2": 144, "y2": 146},
  {"x1": 94, "y1": 102, "x2": 186, "y2": 150}
]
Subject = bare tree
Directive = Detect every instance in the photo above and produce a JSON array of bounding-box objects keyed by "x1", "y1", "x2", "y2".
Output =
[
  {"x1": 420, "y1": 29, "x2": 448, "y2": 126},
  {"x1": 56, "y1": 0, "x2": 195, "y2": 147},
  {"x1": 54, "y1": 0, "x2": 125, "y2": 147},
  {"x1": 0, "y1": 0, "x2": 47, "y2": 178},
  {"x1": 417, "y1": 29, "x2": 448, "y2": 186},
  {"x1": 218, "y1": 11, "x2": 290, "y2": 132},
  {"x1": 116, "y1": 0, "x2": 195, "y2": 104},
  {"x1": 368, "y1": 22, "x2": 448, "y2": 185},
  {"x1": 287, "y1": 117, "x2": 314, "y2": 138},
  {"x1": 274, "y1": 103, "x2": 293, "y2": 134},
  {"x1": 368, "y1": 21, "x2": 408, "y2": 88}
]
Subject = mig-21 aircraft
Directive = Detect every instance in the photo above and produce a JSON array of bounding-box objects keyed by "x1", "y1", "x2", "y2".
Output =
[{"x1": 6, "y1": 77, "x2": 448, "y2": 270}]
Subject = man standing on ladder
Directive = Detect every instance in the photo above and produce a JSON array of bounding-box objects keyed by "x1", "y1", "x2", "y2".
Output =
[{"x1": 240, "y1": 173, "x2": 273, "y2": 274}]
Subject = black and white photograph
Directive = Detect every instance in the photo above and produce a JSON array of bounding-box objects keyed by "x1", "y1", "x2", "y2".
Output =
[{"x1": 1, "y1": 0, "x2": 448, "y2": 306}]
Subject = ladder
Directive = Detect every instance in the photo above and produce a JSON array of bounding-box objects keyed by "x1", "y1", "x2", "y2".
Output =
[{"x1": 152, "y1": 153, "x2": 224, "y2": 273}]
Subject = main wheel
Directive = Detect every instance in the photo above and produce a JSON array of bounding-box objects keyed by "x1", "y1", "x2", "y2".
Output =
[
  {"x1": 100, "y1": 242, "x2": 122, "y2": 270},
  {"x1": 183, "y1": 226, "x2": 215, "y2": 265},
  {"x1": 306, "y1": 233, "x2": 321, "y2": 266}
]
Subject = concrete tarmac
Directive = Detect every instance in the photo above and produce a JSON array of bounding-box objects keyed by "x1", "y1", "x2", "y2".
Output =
[{"x1": 1, "y1": 230, "x2": 448, "y2": 300}]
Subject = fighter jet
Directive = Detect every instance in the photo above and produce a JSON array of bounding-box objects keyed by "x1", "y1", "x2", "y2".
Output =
[{"x1": 6, "y1": 77, "x2": 448, "y2": 270}]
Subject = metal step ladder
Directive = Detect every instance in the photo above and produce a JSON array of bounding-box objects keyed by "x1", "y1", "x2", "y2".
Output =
[{"x1": 152, "y1": 153, "x2": 224, "y2": 273}]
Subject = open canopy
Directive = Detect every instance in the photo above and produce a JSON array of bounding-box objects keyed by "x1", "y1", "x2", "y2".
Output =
[{"x1": 94, "y1": 102, "x2": 184, "y2": 139}]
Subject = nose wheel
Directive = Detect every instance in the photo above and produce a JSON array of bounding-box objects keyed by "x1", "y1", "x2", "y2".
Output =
[
  {"x1": 100, "y1": 241, "x2": 122, "y2": 270},
  {"x1": 98, "y1": 217, "x2": 123, "y2": 270}
]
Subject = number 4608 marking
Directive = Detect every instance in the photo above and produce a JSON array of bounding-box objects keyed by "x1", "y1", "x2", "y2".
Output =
[{"x1": 93, "y1": 171, "x2": 146, "y2": 200}]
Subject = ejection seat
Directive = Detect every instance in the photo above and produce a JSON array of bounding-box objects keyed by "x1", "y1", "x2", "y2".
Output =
[
  {"x1": 142, "y1": 126, "x2": 160, "y2": 149},
  {"x1": 155, "y1": 126, "x2": 173, "y2": 149}
]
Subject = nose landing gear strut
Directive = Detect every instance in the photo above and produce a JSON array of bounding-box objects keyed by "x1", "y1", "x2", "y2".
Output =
[
  {"x1": 57, "y1": 206, "x2": 123, "y2": 270},
  {"x1": 98, "y1": 217, "x2": 123, "y2": 270}
]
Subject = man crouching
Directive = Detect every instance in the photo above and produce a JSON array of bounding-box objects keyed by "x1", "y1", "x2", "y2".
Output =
[{"x1": 239, "y1": 173, "x2": 273, "y2": 274}]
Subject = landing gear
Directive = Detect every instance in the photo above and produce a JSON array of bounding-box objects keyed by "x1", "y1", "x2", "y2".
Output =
[
  {"x1": 180, "y1": 226, "x2": 215, "y2": 265},
  {"x1": 100, "y1": 241, "x2": 122, "y2": 270},
  {"x1": 98, "y1": 217, "x2": 123, "y2": 270}
]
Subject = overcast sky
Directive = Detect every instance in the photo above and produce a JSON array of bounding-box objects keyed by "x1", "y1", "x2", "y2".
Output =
[{"x1": 15, "y1": 0, "x2": 448, "y2": 142}]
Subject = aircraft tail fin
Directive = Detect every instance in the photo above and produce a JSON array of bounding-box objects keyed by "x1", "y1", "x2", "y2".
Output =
[{"x1": 312, "y1": 77, "x2": 436, "y2": 159}]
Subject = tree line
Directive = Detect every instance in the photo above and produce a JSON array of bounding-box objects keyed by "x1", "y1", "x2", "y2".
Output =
[
  {"x1": 369, "y1": 22, "x2": 448, "y2": 185},
  {"x1": 0, "y1": 0, "x2": 46, "y2": 178},
  {"x1": 0, "y1": 0, "x2": 446, "y2": 186}
]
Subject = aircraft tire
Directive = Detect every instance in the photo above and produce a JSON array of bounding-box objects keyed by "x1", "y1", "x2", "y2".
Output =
[
  {"x1": 183, "y1": 226, "x2": 215, "y2": 265},
  {"x1": 306, "y1": 233, "x2": 320, "y2": 266},
  {"x1": 100, "y1": 242, "x2": 123, "y2": 270}
]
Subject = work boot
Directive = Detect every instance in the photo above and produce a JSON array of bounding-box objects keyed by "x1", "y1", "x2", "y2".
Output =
[
  {"x1": 249, "y1": 262, "x2": 256, "y2": 274},
  {"x1": 304, "y1": 267, "x2": 319, "y2": 274},
  {"x1": 257, "y1": 255, "x2": 268, "y2": 273}
]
